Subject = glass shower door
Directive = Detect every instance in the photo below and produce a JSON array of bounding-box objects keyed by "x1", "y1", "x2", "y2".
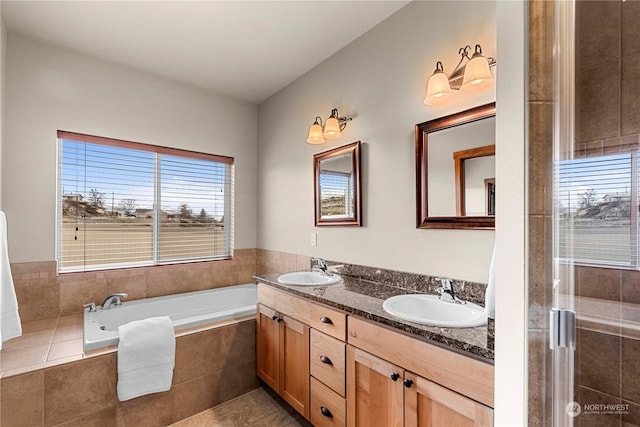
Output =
[{"x1": 552, "y1": 0, "x2": 640, "y2": 425}]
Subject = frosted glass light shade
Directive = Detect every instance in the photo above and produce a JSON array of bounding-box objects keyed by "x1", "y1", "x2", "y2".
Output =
[
  {"x1": 461, "y1": 55, "x2": 493, "y2": 92},
  {"x1": 306, "y1": 123, "x2": 325, "y2": 144},
  {"x1": 424, "y1": 71, "x2": 452, "y2": 105},
  {"x1": 323, "y1": 117, "x2": 342, "y2": 140}
]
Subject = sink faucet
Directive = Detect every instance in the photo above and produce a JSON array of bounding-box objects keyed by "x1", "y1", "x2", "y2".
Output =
[
  {"x1": 101, "y1": 293, "x2": 128, "y2": 310},
  {"x1": 311, "y1": 257, "x2": 333, "y2": 276},
  {"x1": 435, "y1": 277, "x2": 464, "y2": 304}
]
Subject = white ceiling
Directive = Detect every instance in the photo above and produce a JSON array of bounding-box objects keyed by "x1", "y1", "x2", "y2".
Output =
[{"x1": 1, "y1": 1, "x2": 409, "y2": 104}]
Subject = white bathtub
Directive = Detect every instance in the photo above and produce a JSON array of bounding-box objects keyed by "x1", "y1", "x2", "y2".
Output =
[{"x1": 83, "y1": 283, "x2": 257, "y2": 351}]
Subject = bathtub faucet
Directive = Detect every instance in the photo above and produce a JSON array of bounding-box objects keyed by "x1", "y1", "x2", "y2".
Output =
[{"x1": 101, "y1": 293, "x2": 128, "y2": 310}]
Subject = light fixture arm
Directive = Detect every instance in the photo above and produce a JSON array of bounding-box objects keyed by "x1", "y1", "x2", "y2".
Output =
[
  {"x1": 447, "y1": 44, "x2": 496, "y2": 90},
  {"x1": 330, "y1": 108, "x2": 353, "y2": 132}
]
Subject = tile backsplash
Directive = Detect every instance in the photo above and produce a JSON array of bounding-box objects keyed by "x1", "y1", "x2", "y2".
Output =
[
  {"x1": 11, "y1": 249, "x2": 257, "y2": 322},
  {"x1": 331, "y1": 262, "x2": 488, "y2": 306}
]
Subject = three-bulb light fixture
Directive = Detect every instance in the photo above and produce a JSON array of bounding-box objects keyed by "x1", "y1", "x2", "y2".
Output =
[
  {"x1": 424, "y1": 44, "x2": 496, "y2": 106},
  {"x1": 306, "y1": 108, "x2": 353, "y2": 145}
]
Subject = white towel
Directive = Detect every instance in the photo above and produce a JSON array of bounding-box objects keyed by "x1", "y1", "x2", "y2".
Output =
[
  {"x1": 484, "y1": 243, "x2": 496, "y2": 320},
  {"x1": 0, "y1": 211, "x2": 22, "y2": 350},
  {"x1": 117, "y1": 316, "x2": 175, "y2": 401}
]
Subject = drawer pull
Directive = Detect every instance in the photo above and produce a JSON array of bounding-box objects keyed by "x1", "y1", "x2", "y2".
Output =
[
  {"x1": 320, "y1": 406, "x2": 333, "y2": 418},
  {"x1": 403, "y1": 378, "x2": 413, "y2": 388},
  {"x1": 319, "y1": 355, "x2": 333, "y2": 365},
  {"x1": 319, "y1": 316, "x2": 333, "y2": 324},
  {"x1": 390, "y1": 372, "x2": 400, "y2": 381}
]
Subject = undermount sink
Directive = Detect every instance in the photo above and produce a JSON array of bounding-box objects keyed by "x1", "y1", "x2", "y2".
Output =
[
  {"x1": 277, "y1": 271, "x2": 342, "y2": 286},
  {"x1": 382, "y1": 294, "x2": 487, "y2": 328}
]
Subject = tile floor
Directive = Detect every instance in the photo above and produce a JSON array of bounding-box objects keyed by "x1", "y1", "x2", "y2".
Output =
[{"x1": 171, "y1": 388, "x2": 303, "y2": 427}]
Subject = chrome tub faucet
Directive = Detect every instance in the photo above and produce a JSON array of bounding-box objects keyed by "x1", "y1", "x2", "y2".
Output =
[{"x1": 101, "y1": 293, "x2": 128, "y2": 310}]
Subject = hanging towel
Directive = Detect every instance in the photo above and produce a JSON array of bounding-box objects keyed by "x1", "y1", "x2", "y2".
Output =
[
  {"x1": 117, "y1": 316, "x2": 175, "y2": 401},
  {"x1": 0, "y1": 211, "x2": 22, "y2": 350},
  {"x1": 484, "y1": 243, "x2": 496, "y2": 320}
]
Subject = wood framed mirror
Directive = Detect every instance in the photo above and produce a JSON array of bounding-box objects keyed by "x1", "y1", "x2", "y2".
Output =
[
  {"x1": 415, "y1": 103, "x2": 496, "y2": 229},
  {"x1": 314, "y1": 141, "x2": 362, "y2": 226}
]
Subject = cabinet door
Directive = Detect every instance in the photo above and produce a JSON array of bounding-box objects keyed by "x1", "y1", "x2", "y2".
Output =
[
  {"x1": 256, "y1": 304, "x2": 279, "y2": 391},
  {"x1": 346, "y1": 345, "x2": 403, "y2": 427},
  {"x1": 404, "y1": 372, "x2": 493, "y2": 427},
  {"x1": 280, "y1": 313, "x2": 310, "y2": 419}
]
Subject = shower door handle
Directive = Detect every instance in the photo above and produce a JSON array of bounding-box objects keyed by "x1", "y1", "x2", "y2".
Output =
[{"x1": 549, "y1": 308, "x2": 576, "y2": 350}]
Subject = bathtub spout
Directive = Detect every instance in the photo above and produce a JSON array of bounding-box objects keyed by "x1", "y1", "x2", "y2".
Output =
[{"x1": 102, "y1": 293, "x2": 128, "y2": 310}]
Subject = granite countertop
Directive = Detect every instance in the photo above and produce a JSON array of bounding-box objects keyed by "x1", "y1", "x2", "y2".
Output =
[{"x1": 254, "y1": 272, "x2": 494, "y2": 362}]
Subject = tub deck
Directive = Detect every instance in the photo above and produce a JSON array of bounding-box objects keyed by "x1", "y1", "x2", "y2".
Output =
[{"x1": 0, "y1": 311, "x2": 255, "y2": 378}]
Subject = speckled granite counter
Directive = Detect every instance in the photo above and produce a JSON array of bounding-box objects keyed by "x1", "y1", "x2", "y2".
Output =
[{"x1": 254, "y1": 272, "x2": 494, "y2": 362}]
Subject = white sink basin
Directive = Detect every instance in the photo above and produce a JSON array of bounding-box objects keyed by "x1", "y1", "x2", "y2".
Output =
[
  {"x1": 382, "y1": 294, "x2": 487, "y2": 328},
  {"x1": 277, "y1": 271, "x2": 342, "y2": 286}
]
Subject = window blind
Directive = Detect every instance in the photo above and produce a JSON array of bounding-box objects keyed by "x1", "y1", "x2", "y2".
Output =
[
  {"x1": 57, "y1": 131, "x2": 234, "y2": 272},
  {"x1": 319, "y1": 171, "x2": 354, "y2": 218},
  {"x1": 557, "y1": 153, "x2": 636, "y2": 267}
]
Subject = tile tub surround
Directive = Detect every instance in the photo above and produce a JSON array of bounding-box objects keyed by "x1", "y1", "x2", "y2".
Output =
[
  {"x1": 254, "y1": 272, "x2": 493, "y2": 361},
  {"x1": 10, "y1": 248, "x2": 257, "y2": 322},
  {"x1": 0, "y1": 318, "x2": 259, "y2": 427}
]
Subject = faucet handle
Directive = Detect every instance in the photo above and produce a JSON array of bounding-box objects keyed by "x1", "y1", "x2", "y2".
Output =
[{"x1": 83, "y1": 302, "x2": 97, "y2": 313}]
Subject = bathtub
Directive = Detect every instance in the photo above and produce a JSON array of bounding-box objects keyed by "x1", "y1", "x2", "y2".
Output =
[{"x1": 83, "y1": 283, "x2": 257, "y2": 351}]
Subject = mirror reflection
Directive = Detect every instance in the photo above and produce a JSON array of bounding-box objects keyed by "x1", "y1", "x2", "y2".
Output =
[
  {"x1": 314, "y1": 141, "x2": 361, "y2": 226},
  {"x1": 416, "y1": 102, "x2": 495, "y2": 229}
]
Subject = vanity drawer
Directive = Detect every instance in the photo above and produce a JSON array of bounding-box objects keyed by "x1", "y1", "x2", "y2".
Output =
[
  {"x1": 311, "y1": 329, "x2": 346, "y2": 396},
  {"x1": 310, "y1": 303, "x2": 347, "y2": 341},
  {"x1": 310, "y1": 377, "x2": 346, "y2": 427},
  {"x1": 257, "y1": 283, "x2": 311, "y2": 325}
]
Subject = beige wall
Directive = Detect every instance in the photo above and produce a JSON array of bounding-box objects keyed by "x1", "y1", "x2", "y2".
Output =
[
  {"x1": 0, "y1": 18, "x2": 5, "y2": 209},
  {"x1": 257, "y1": 1, "x2": 496, "y2": 283},
  {"x1": 3, "y1": 34, "x2": 258, "y2": 263}
]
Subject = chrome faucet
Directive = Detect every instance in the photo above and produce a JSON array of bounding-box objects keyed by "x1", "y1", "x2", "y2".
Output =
[
  {"x1": 436, "y1": 277, "x2": 464, "y2": 304},
  {"x1": 101, "y1": 293, "x2": 128, "y2": 310},
  {"x1": 311, "y1": 257, "x2": 333, "y2": 276}
]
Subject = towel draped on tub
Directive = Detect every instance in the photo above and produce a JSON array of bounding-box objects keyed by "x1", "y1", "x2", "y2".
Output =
[
  {"x1": 117, "y1": 315, "x2": 176, "y2": 401},
  {"x1": 0, "y1": 211, "x2": 22, "y2": 350}
]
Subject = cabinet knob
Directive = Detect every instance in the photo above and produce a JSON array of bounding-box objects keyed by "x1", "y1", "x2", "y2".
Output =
[
  {"x1": 276, "y1": 316, "x2": 282, "y2": 323},
  {"x1": 320, "y1": 355, "x2": 333, "y2": 365},
  {"x1": 319, "y1": 316, "x2": 333, "y2": 324},
  {"x1": 403, "y1": 378, "x2": 413, "y2": 388},
  {"x1": 390, "y1": 372, "x2": 400, "y2": 381},
  {"x1": 271, "y1": 315, "x2": 277, "y2": 321},
  {"x1": 320, "y1": 406, "x2": 333, "y2": 418}
]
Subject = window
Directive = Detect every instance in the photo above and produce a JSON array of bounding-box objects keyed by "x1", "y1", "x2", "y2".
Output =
[
  {"x1": 557, "y1": 153, "x2": 636, "y2": 267},
  {"x1": 57, "y1": 131, "x2": 234, "y2": 272}
]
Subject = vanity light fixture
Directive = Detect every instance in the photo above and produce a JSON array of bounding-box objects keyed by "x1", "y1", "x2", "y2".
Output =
[
  {"x1": 306, "y1": 108, "x2": 353, "y2": 145},
  {"x1": 424, "y1": 44, "x2": 496, "y2": 106}
]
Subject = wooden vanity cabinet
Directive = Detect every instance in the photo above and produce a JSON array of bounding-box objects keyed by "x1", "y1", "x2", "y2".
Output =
[
  {"x1": 347, "y1": 317, "x2": 494, "y2": 427},
  {"x1": 256, "y1": 303, "x2": 310, "y2": 418},
  {"x1": 257, "y1": 283, "x2": 494, "y2": 427}
]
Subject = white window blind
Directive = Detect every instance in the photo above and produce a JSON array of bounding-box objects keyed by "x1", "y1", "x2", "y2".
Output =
[
  {"x1": 557, "y1": 153, "x2": 636, "y2": 267},
  {"x1": 319, "y1": 171, "x2": 354, "y2": 218},
  {"x1": 57, "y1": 131, "x2": 234, "y2": 273}
]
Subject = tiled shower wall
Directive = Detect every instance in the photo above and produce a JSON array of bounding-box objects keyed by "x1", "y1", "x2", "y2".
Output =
[
  {"x1": 527, "y1": 1, "x2": 640, "y2": 425},
  {"x1": 10, "y1": 248, "x2": 257, "y2": 322},
  {"x1": 527, "y1": 0, "x2": 554, "y2": 424}
]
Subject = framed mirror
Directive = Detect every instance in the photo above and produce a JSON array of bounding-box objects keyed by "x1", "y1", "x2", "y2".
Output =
[
  {"x1": 314, "y1": 141, "x2": 362, "y2": 226},
  {"x1": 415, "y1": 103, "x2": 495, "y2": 229}
]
